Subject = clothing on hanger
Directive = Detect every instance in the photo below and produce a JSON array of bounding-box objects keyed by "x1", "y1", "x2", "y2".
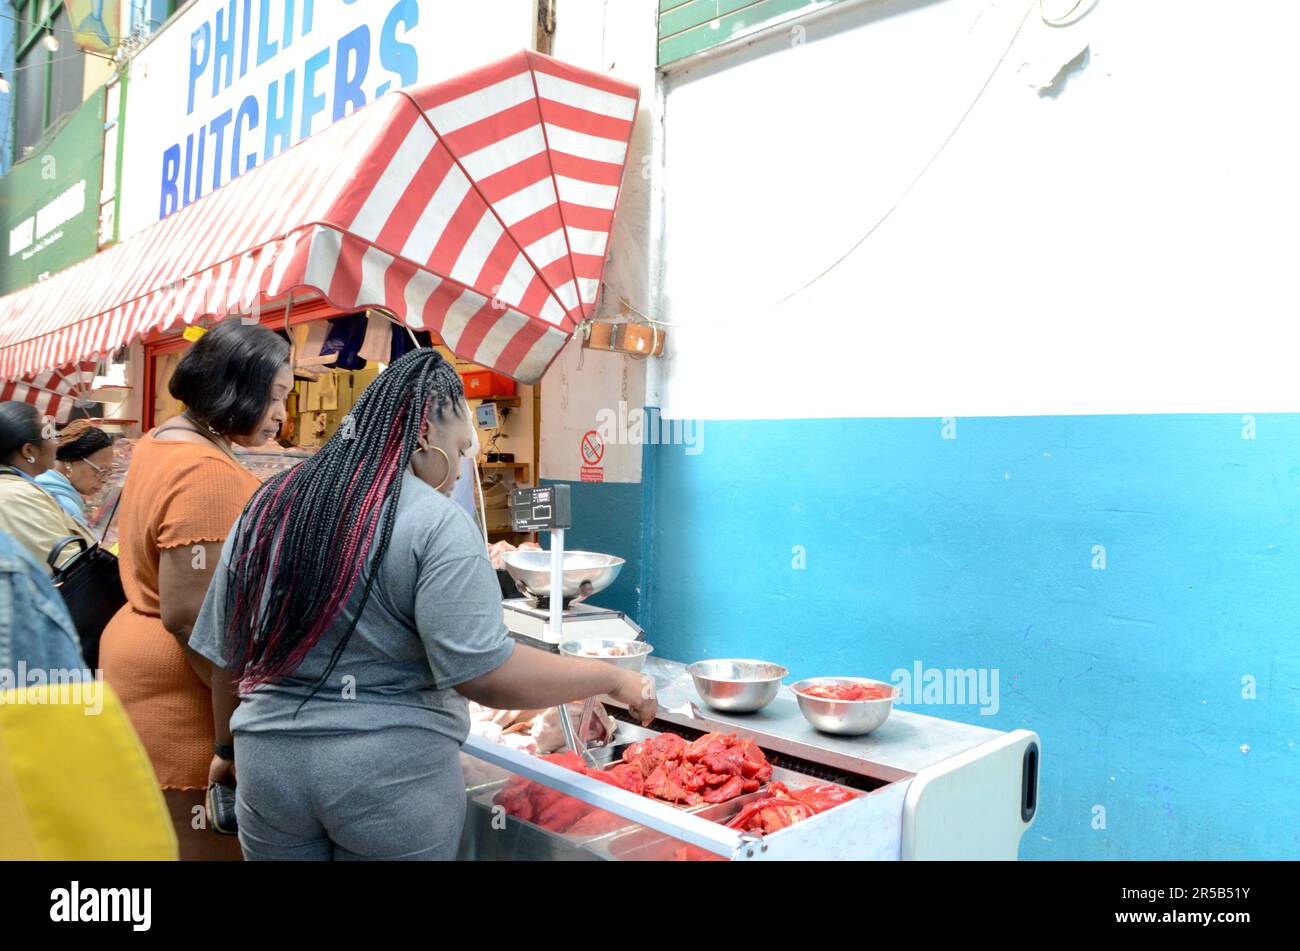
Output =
[{"x1": 358, "y1": 312, "x2": 391, "y2": 363}]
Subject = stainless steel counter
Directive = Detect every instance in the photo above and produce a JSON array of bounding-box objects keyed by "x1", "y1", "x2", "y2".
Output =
[
  {"x1": 458, "y1": 656, "x2": 1033, "y2": 860},
  {"x1": 642, "y1": 657, "x2": 1004, "y2": 783}
]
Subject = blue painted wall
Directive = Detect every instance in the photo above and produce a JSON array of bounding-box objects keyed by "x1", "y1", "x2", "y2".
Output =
[
  {"x1": 640, "y1": 414, "x2": 1300, "y2": 860},
  {"x1": 541, "y1": 479, "x2": 645, "y2": 623}
]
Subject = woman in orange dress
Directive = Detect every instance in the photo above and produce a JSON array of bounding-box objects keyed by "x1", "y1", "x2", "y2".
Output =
[{"x1": 101, "y1": 320, "x2": 292, "y2": 860}]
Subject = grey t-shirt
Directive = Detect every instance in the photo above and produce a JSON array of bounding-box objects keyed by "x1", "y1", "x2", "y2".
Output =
[{"x1": 189, "y1": 471, "x2": 514, "y2": 742}]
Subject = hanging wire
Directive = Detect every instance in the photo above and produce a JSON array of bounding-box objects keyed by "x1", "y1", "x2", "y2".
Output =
[
  {"x1": 618, "y1": 295, "x2": 684, "y2": 327},
  {"x1": 1040, "y1": 0, "x2": 1097, "y2": 27},
  {"x1": 0, "y1": 9, "x2": 131, "y2": 45},
  {"x1": 0, "y1": 47, "x2": 108, "y2": 78},
  {"x1": 773, "y1": 0, "x2": 1100, "y2": 307},
  {"x1": 773, "y1": 1, "x2": 1043, "y2": 306}
]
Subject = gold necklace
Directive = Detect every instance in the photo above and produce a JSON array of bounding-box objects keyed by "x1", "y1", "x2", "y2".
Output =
[{"x1": 158, "y1": 412, "x2": 240, "y2": 463}]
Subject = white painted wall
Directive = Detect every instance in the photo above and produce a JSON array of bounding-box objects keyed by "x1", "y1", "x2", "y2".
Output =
[
  {"x1": 655, "y1": 0, "x2": 1300, "y2": 420},
  {"x1": 540, "y1": 0, "x2": 659, "y2": 482}
]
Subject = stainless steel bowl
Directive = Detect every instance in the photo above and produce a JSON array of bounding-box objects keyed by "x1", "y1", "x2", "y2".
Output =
[
  {"x1": 558, "y1": 638, "x2": 653, "y2": 672},
  {"x1": 688, "y1": 659, "x2": 789, "y2": 713},
  {"x1": 501, "y1": 550, "x2": 625, "y2": 603},
  {"x1": 789, "y1": 677, "x2": 898, "y2": 735}
]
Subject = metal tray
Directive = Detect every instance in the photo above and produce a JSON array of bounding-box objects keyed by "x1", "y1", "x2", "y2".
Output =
[
  {"x1": 461, "y1": 720, "x2": 863, "y2": 860},
  {"x1": 471, "y1": 778, "x2": 641, "y2": 845}
]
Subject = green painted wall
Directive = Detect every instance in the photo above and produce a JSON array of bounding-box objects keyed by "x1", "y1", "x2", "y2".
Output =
[
  {"x1": 658, "y1": 0, "x2": 850, "y2": 65},
  {"x1": 0, "y1": 86, "x2": 105, "y2": 293}
]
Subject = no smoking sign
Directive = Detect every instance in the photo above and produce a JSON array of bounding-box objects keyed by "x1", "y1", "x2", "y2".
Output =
[
  {"x1": 580, "y1": 430, "x2": 604, "y2": 482},
  {"x1": 580, "y1": 430, "x2": 604, "y2": 465}
]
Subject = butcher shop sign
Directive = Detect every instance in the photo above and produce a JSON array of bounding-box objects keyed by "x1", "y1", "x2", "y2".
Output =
[
  {"x1": 0, "y1": 89, "x2": 105, "y2": 295},
  {"x1": 117, "y1": 0, "x2": 537, "y2": 240}
]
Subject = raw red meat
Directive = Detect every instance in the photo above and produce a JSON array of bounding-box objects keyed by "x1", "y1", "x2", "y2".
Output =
[
  {"x1": 701, "y1": 775, "x2": 746, "y2": 803},
  {"x1": 793, "y1": 783, "x2": 857, "y2": 813},
  {"x1": 627, "y1": 731, "x2": 773, "y2": 806},
  {"x1": 567, "y1": 808, "x2": 633, "y2": 837},
  {"x1": 492, "y1": 732, "x2": 779, "y2": 838},
  {"x1": 536, "y1": 792, "x2": 589, "y2": 832},
  {"x1": 726, "y1": 797, "x2": 815, "y2": 835},
  {"x1": 494, "y1": 751, "x2": 625, "y2": 835},
  {"x1": 543, "y1": 751, "x2": 588, "y2": 772},
  {"x1": 724, "y1": 780, "x2": 857, "y2": 836},
  {"x1": 595, "y1": 762, "x2": 645, "y2": 796},
  {"x1": 798, "y1": 683, "x2": 894, "y2": 702},
  {"x1": 650, "y1": 733, "x2": 688, "y2": 760},
  {"x1": 672, "y1": 844, "x2": 725, "y2": 862},
  {"x1": 643, "y1": 764, "x2": 703, "y2": 805},
  {"x1": 684, "y1": 733, "x2": 728, "y2": 760}
]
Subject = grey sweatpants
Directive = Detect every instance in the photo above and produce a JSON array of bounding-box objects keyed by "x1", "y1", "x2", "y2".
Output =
[{"x1": 233, "y1": 728, "x2": 467, "y2": 860}]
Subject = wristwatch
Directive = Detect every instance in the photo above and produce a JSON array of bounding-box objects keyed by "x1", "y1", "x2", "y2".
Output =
[{"x1": 213, "y1": 742, "x2": 235, "y2": 761}]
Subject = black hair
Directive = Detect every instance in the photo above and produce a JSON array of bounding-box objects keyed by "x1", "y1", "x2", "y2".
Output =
[
  {"x1": 55, "y1": 421, "x2": 113, "y2": 462},
  {"x1": 223, "y1": 348, "x2": 466, "y2": 698},
  {"x1": 0, "y1": 401, "x2": 45, "y2": 465},
  {"x1": 168, "y1": 320, "x2": 291, "y2": 438}
]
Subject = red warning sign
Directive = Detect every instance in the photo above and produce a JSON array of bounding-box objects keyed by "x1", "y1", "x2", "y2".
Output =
[
  {"x1": 580, "y1": 430, "x2": 605, "y2": 466},
  {"x1": 580, "y1": 466, "x2": 604, "y2": 483}
]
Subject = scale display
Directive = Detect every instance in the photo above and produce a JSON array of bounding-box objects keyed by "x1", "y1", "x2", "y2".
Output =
[{"x1": 511, "y1": 485, "x2": 572, "y2": 532}]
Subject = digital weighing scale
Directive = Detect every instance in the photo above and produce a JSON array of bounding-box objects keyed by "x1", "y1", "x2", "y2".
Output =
[{"x1": 499, "y1": 485, "x2": 643, "y2": 647}]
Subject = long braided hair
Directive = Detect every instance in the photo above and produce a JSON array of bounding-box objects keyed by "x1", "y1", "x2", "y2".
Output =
[{"x1": 223, "y1": 347, "x2": 467, "y2": 693}]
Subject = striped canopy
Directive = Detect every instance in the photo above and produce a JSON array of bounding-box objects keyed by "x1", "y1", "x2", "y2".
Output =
[
  {"x1": 0, "y1": 51, "x2": 639, "y2": 384},
  {"x1": 0, "y1": 362, "x2": 98, "y2": 424}
]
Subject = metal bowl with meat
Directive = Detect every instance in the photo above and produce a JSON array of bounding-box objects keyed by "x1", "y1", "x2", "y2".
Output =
[
  {"x1": 558, "y1": 638, "x2": 653, "y2": 671},
  {"x1": 789, "y1": 677, "x2": 899, "y2": 735}
]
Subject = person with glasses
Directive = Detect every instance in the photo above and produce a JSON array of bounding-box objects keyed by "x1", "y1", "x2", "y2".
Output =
[
  {"x1": 0, "y1": 402, "x2": 94, "y2": 573},
  {"x1": 36, "y1": 421, "x2": 115, "y2": 528}
]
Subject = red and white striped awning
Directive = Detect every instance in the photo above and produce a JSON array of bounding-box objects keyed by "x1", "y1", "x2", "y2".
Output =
[
  {"x1": 0, "y1": 362, "x2": 98, "y2": 424},
  {"x1": 0, "y1": 51, "x2": 638, "y2": 384}
]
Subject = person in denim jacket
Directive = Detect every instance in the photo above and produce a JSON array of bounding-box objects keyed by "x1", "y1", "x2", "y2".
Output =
[
  {"x1": 0, "y1": 529, "x2": 85, "y2": 676},
  {"x1": 0, "y1": 526, "x2": 177, "y2": 859}
]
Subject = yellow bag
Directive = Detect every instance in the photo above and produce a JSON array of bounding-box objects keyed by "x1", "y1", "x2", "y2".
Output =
[{"x1": 0, "y1": 681, "x2": 178, "y2": 860}]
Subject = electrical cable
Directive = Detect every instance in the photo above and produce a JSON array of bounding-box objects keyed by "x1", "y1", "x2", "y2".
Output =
[
  {"x1": 614, "y1": 292, "x2": 686, "y2": 327},
  {"x1": 0, "y1": 47, "x2": 106, "y2": 77},
  {"x1": 0, "y1": 9, "x2": 130, "y2": 44},
  {"x1": 771, "y1": 0, "x2": 1100, "y2": 307},
  {"x1": 1040, "y1": 0, "x2": 1097, "y2": 28},
  {"x1": 774, "y1": 0, "x2": 1042, "y2": 306}
]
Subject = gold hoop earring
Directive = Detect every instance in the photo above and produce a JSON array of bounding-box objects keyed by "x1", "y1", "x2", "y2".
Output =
[{"x1": 418, "y1": 445, "x2": 453, "y2": 490}]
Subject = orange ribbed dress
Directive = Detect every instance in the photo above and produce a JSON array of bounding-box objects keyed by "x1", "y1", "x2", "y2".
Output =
[{"x1": 100, "y1": 434, "x2": 261, "y2": 790}]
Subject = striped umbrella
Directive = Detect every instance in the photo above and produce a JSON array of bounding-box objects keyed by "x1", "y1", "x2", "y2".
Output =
[
  {"x1": 0, "y1": 51, "x2": 639, "y2": 385},
  {"x1": 0, "y1": 361, "x2": 99, "y2": 424}
]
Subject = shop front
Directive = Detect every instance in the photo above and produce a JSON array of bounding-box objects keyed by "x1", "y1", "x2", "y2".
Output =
[
  {"x1": 139, "y1": 294, "x2": 539, "y2": 543},
  {"x1": 0, "y1": 83, "x2": 117, "y2": 427},
  {"x1": 0, "y1": 42, "x2": 1039, "y2": 863},
  {"x1": 0, "y1": 48, "x2": 637, "y2": 535}
]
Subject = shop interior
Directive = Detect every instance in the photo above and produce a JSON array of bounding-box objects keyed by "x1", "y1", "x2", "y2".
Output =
[{"x1": 115, "y1": 304, "x2": 540, "y2": 547}]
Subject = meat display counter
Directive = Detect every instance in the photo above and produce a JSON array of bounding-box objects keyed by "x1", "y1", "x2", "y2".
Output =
[{"x1": 457, "y1": 658, "x2": 1040, "y2": 861}]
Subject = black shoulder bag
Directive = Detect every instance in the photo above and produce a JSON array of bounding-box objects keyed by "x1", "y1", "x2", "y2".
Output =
[{"x1": 47, "y1": 490, "x2": 126, "y2": 670}]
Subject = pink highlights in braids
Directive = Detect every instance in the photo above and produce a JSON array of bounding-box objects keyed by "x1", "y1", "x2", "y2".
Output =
[{"x1": 220, "y1": 348, "x2": 465, "y2": 695}]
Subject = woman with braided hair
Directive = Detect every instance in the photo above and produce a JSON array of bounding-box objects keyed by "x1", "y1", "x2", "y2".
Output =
[
  {"x1": 35, "y1": 420, "x2": 114, "y2": 527},
  {"x1": 189, "y1": 347, "x2": 656, "y2": 860}
]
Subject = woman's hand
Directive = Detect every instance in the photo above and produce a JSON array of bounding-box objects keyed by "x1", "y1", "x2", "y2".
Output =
[
  {"x1": 608, "y1": 669, "x2": 658, "y2": 726},
  {"x1": 457, "y1": 643, "x2": 659, "y2": 722},
  {"x1": 208, "y1": 753, "x2": 236, "y2": 788}
]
